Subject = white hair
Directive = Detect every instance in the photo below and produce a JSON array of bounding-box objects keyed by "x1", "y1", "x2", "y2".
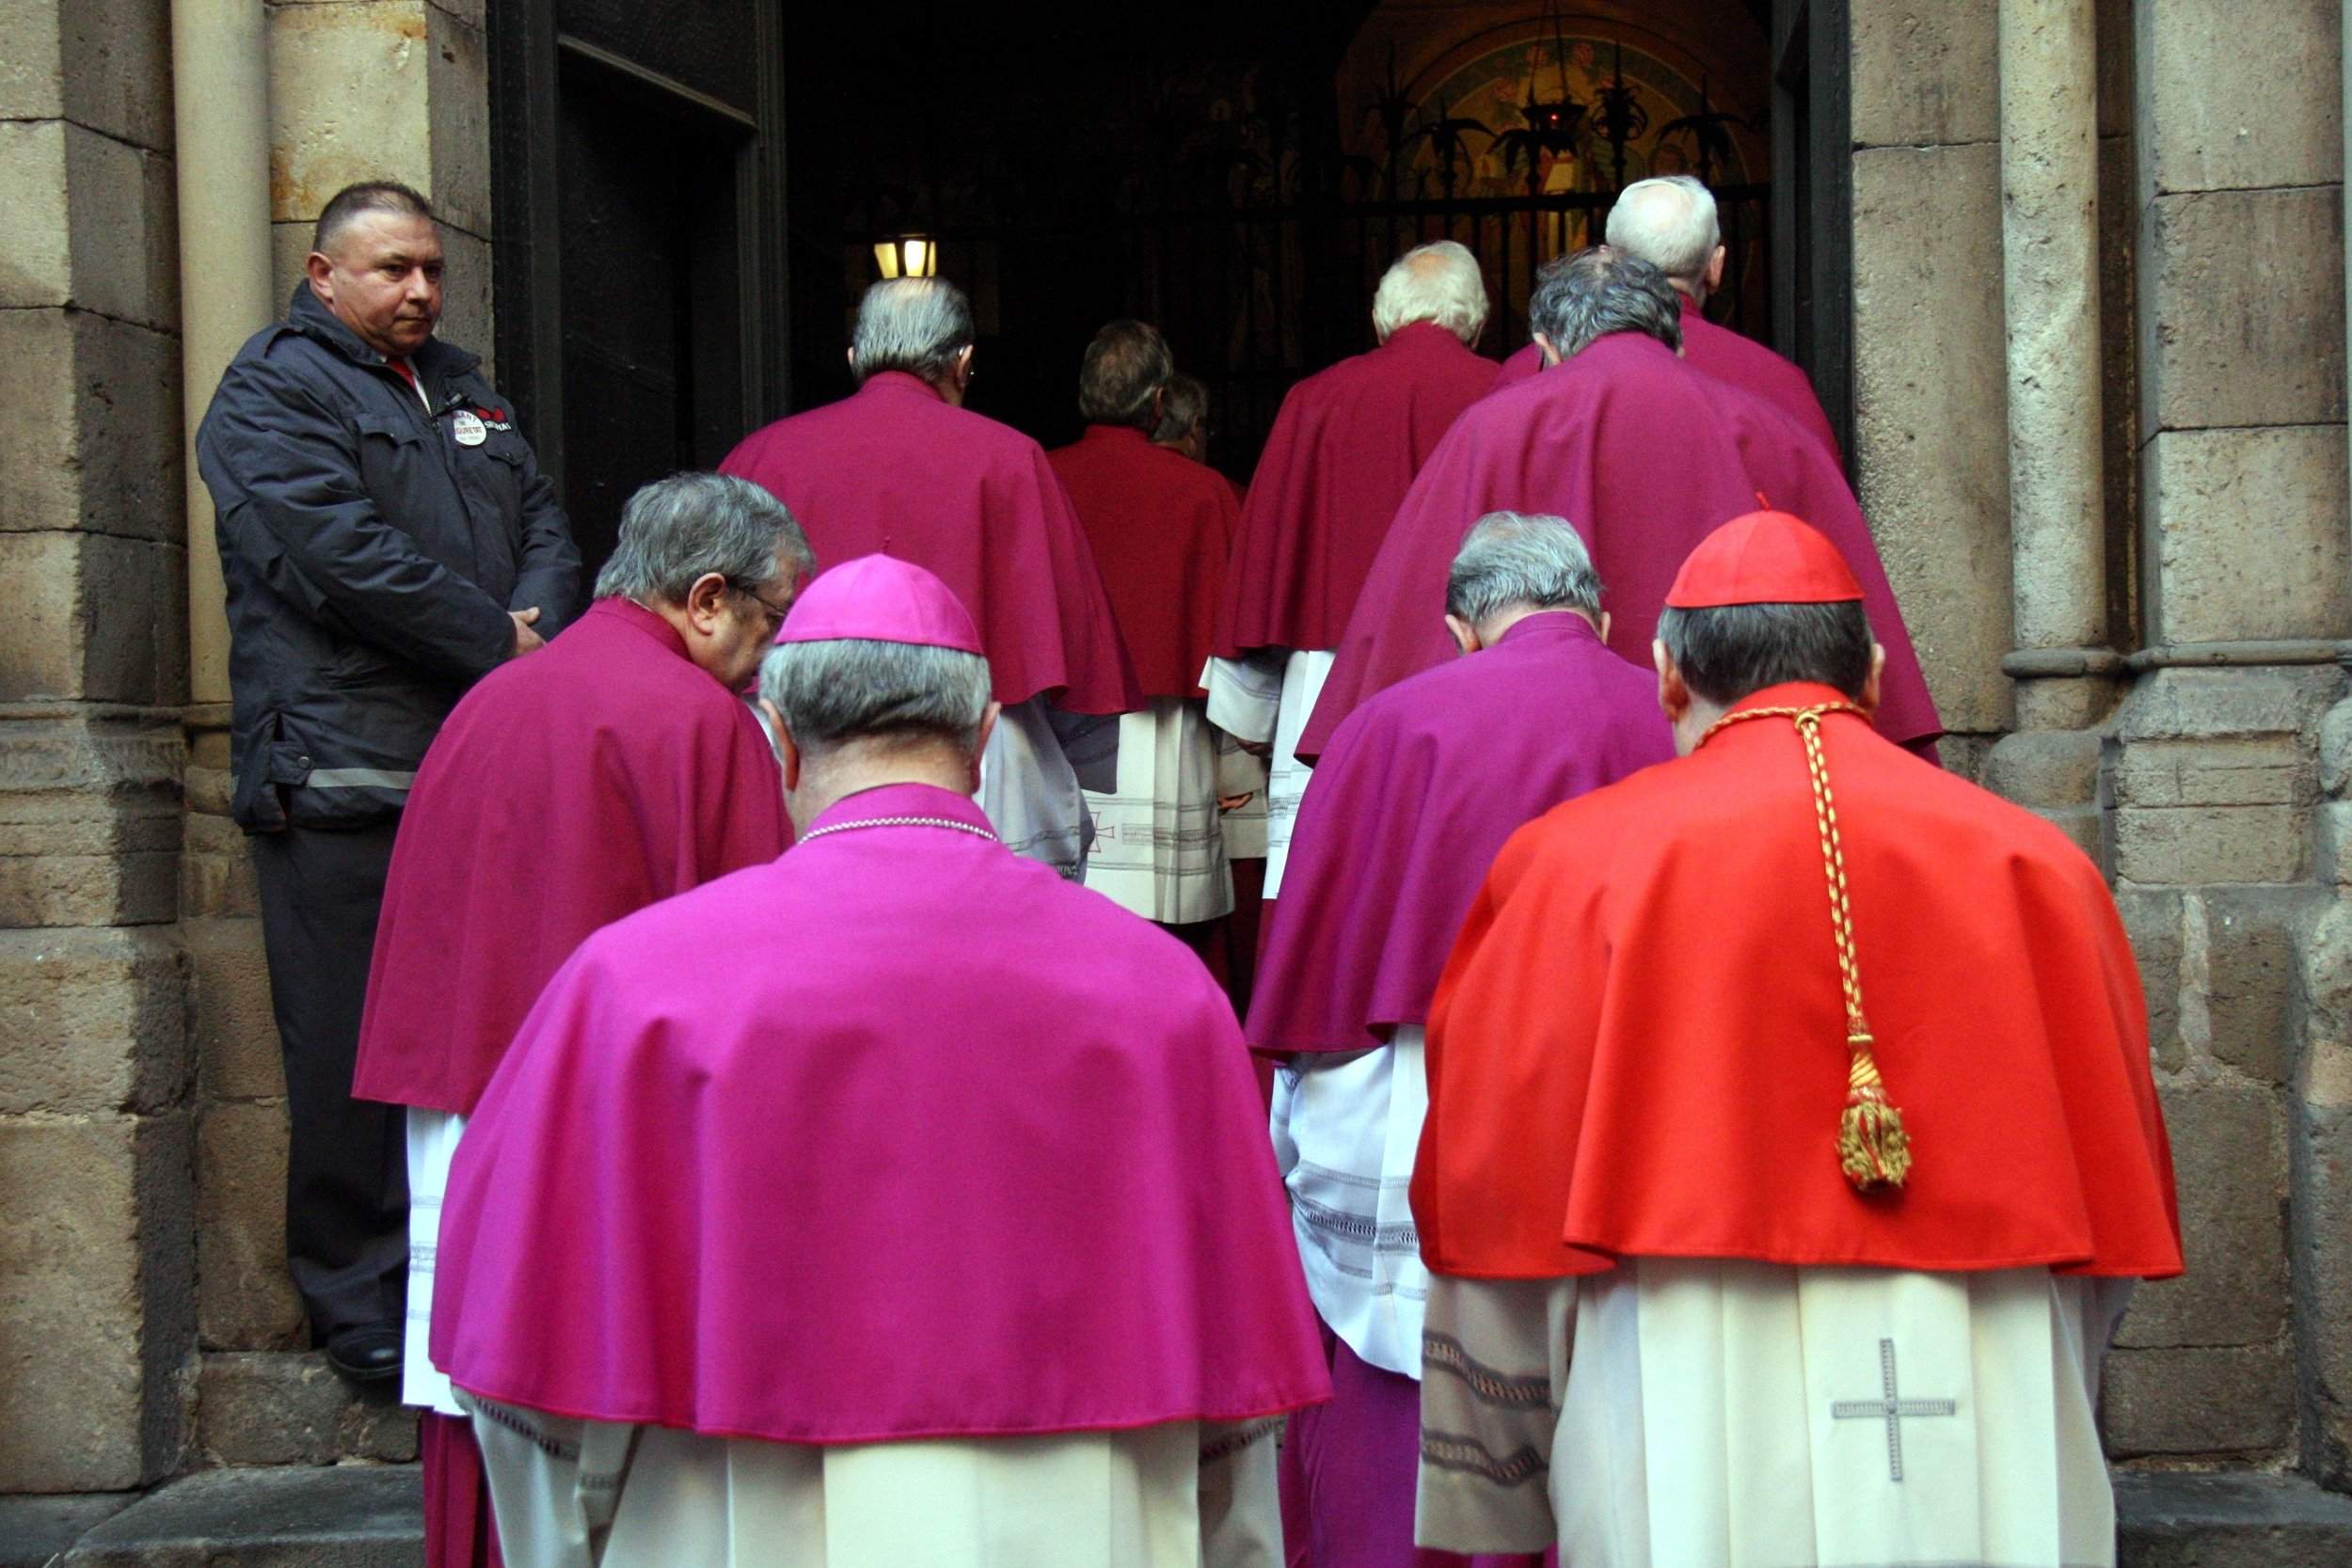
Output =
[
  {"x1": 1371, "y1": 241, "x2": 1490, "y2": 346},
  {"x1": 1604, "y1": 176, "x2": 1722, "y2": 284},
  {"x1": 850, "y1": 277, "x2": 976, "y2": 386}
]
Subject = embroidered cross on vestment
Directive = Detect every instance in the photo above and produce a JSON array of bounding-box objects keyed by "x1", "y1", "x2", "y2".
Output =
[{"x1": 1830, "y1": 1338, "x2": 1957, "y2": 1481}]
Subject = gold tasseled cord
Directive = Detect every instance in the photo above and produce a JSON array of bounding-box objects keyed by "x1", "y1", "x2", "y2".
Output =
[{"x1": 1702, "y1": 702, "x2": 1913, "y2": 1191}]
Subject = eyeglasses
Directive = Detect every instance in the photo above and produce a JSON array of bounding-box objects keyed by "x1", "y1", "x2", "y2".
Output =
[{"x1": 731, "y1": 581, "x2": 794, "y2": 631}]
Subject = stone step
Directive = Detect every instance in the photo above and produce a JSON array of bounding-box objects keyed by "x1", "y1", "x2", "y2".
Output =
[
  {"x1": 46, "y1": 1466, "x2": 421, "y2": 1567},
  {"x1": 2117, "y1": 1469, "x2": 2352, "y2": 1567},
  {"x1": 9, "y1": 1461, "x2": 2348, "y2": 1564}
]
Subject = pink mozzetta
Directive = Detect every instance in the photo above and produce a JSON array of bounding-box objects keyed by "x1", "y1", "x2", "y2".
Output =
[
  {"x1": 432, "y1": 781, "x2": 1332, "y2": 1442},
  {"x1": 774, "y1": 553, "x2": 984, "y2": 654}
]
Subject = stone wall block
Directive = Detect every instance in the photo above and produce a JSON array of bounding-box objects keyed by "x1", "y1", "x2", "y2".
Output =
[
  {"x1": 195, "y1": 1101, "x2": 304, "y2": 1351},
  {"x1": 2318, "y1": 802, "x2": 2352, "y2": 888},
  {"x1": 0, "y1": 1112, "x2": 192, "y2": 1490},
  {"x1": 2117, "y1": 885, "x2": 2186, "y2": 1070},
  {"x1": 2117, "y1": 668, "x2": 2343, "y2": 746},
  {"x1": 2142, "y1": 427, "x2": 2352, "y2": 646},
  {"x1": 0, "y1": 308, "x2": 185, "y2": 546},
  {"x1": 2198, "y1": 888, "x2": 2306, "y2": 1084},
  {"x1": 186, "y1": 917, "x2": 281, "y2": 1101},
  {"x1": 0, "y1": 927, "x2": 186, "y2": 1115},
  {"x1": 437, "y1": 222, "x2": 495, "y2": 385},
  {"x1": 2137, "y1": 187, "x2": 2345, "y2": 438},
  {"x1": 1984, "y1": 729, "x2": 2104, "y2": 810},
  {"x1": 342, "y1": 1386, "x2": 420, "y2": 1461},
  {"x1": 0, "y1": 716, "x2": 182, "y2": 928},
  {"x1": 0, "y1": 0, "x2": 66, "y2": 120},
  {"x1": 0, "y1": 120, "x2": 72, "y2": 307},
  {"x1": 2293, "y1": 1085, "x2": 2352, "y2": 1488},
  {"x1": 269, "y1": 0, "x2": 433, "y2": 223},
  {"x1": 2113, "y1": 737, "x2": 2314, "y2": 813},
  {"x1": 0, "y1": 531, "x2": 186, "y2": 707},
  {"x1": 2106, "y1": 1339, "x2": 2297, "y2": 1458},
  {"x1": 2116, "y1": 804, "x2": 2306, "y2": 886},
  {"x1": 63, "y1": 124, "x2": 180, "y2": 331},
  {"x1": 2122, "y1": 1081, "x2": 2289, "y2": 1348},
  {"x1": 1851, "y1": 0, "x2": 1995, "y2": 149},
  {"x1": 1851, "y1": 142, "x2": 2014, "y2": 735},
  {"x1": 58, "y1": 0, "x2": 176, "y2": 151},
  {"x1": 2134, "y1": 0, "x2": 2342, "y2": 198},
  {"x1": 425, "y1": 5, "x2": 491, "y2": 238},
  {"x1": 194, "y1": 1353, "x2": 347, "y2": 1466},
  {"x1": 180, "y1": 813, "x2": 259, "y2": 922}
]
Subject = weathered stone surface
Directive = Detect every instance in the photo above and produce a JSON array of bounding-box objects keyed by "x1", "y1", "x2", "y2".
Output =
[
  {"x1": 2118, "y1": 667, "x2": 2344, "y2": 745},
  {"x1": 187, "y1": 917, "x2": 280, "y2": 1101},
  {"x1": 2142, "y1": 426, "x2": 2352, "y2": 646},
  {"x1": 425, "y1": 5, "x2": 491, "y2": 239},
  {"x1": 2105, "y1": 1338, "x2": 2296, "y2": 1457},
  {"x1": 0, "y1": 121, "x2": 179, "y2": 329},
  {"x1": 0, "y1": 1112, "x2": 192, "y2": 1491},
  {"x1": 2134, "y1": 0, "x2": 2343, "y2": 198},
  {"x1": 0, "y1": 927, "x2": 186, "y2": 1115},
  {"x1": 0, "y1": 1491, "x2": 137, "y2": 1568},
  {"x1": 0, "y1": 0, "x2": 68, "y2": 121},
  {"x1": 182, "y1": 811, "x2": 260, "y2": 922},
  {"x1": 2138, "y1": 186, "x2": 2346, "y2": 438},
  {"x1": 196, "y1": 1101, "x2": 304, "y2": 1352},
  {"x1": 0, "y1": 716, "x2": 182, "y2": 928},
  {"x1": 0, "y1": 531, "x2": 187, "y2": 707},
  {"x1": 62, "y1": 1464, "x2": 423, "y2": 1567},
  {"x1": 344, "y1": 1386, "x2": 421, "y2": 1463},
  {"x1": 59, "y1": 0, "x2": 175, "y2": 151},
  {"x1": 2122, "y1": 1081, "x2": 2288, "y2": 1348},
  {"x1": 2117, "y1": 885, "x2": 2185, "y2": 1070},
  {"x1": 2294, "y1": 1086, "x2": 2352, "y2": 1488},
  {"x1": 2196, "y1": 888, "x2": 2304, "y2": 1082},
  {"x1": 1851, "y1": 0, "x2": 1995, "y2": 149},
  {"x1": 269, "y1": 0, "x2": 433, "y2": 223},
  {"x1": 437, "y1": 223, "x2": 495, "y2": 384},
  {"x1": 1851, "y1": 141, "x2": 2014, "y2": 736},
  {"x1": 0, "y1": 307, "x2": 184, "y2": 544},
  {"x1": 1983, "y1": 728, "x2": 2103, "y2": 810},
  {"x1": 2113, "y1": 736, "x2": 2313, "y2": 813},
  {"x1": 2115, "y1": 803, "x2": 2306, "y2": 886},
  {"x1": 196, "y1": 1352, "x2": 350, "y2": 1466},
  {"x1": 2116, "y1": 1470, "x2": 2352, "y2": 1568}
]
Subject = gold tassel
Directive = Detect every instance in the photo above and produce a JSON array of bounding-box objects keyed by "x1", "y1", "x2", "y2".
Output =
[{"x1": 1836, "y1": 1038, "x2": 1912, "y2": 1190}]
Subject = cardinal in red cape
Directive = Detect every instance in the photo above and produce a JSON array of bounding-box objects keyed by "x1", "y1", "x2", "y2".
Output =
[
  {"x1": 1491, "y1": 177, "x2": 1839, "y2": 463},
  {"x1": 1048, "y1": 321, "x2": 1241, "y2": 930},
  {"x1": 351, "y1": 473, "x2": 805, "y2": 1568},
  {"x1": 721, "y1": 276, "x2": 1138, "y2": 880},
  {"x1": 434, "y1": 554, "x2": 1327, "y2": 1565},
  {"x1": 1250, "y1": 513, "x2": 1671, "y2": 1568},
  {"x1": 1204, "y1": 240, "x2": 1496, "y2": 931},
  {"x1": 1407, "y1": 513, "x2": 2180, "y2": 1566},
  {"x1": 1299, "y1": 248, "x2": 1938, "y2": 763}
]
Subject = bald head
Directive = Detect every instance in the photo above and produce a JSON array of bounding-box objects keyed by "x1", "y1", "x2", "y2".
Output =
[{"x1": 1605, "y1": 176, "x2": 1724, "y2": 300}]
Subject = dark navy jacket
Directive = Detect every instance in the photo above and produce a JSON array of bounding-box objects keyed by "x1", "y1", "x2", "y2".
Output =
[{"x1": 197, "y1": 286, "x2": 582, "y2": 831}]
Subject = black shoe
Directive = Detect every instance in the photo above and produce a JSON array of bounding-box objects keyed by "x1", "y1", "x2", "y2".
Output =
[{"x1": 324, "y1": 1323, "x2": 404, "y2": 1384}]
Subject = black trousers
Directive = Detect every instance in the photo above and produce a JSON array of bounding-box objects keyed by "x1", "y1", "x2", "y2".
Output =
[{"x1": 249, "y1": 820, "x2": 407, "y2": 1342}]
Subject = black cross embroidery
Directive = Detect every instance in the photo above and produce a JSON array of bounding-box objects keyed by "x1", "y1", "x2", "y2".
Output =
[{"x1": 1830, "y1": 1338, "x2": 1957, "y2": 1481}]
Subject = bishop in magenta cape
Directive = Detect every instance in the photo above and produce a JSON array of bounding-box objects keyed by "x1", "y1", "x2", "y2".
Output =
[
  {"x1": 1492, "y1": 292, "x2": 1840, "y2": 461},
  {"x1": 1299, "y1": 332, "x2": 1938, "y2": 760},
  {"x1": 435, "y1": 780, "x2": 1328, "y2": 1443}
]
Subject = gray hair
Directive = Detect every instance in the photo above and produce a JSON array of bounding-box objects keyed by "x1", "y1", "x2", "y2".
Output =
[
  {"x1": 1152, "y1": 372, "x2": 1209, "y2": 445},
  {"x1": 592, "y1": 472, "x2": 814, "y2": 604},
  {"x1": 1604, "y1": 176, "x2": 1721, "y2": 283},
  {"x1": 1372, "y1": 240, "x2": 1490, "y2": 346},
  {"x1": 1529, "y1": 247, "x2": 1683, "y2": 359},
  {"x1": 756, "y1": 639, "x2": 993, "y2": 760},
  {"x1": 1077, "y1": 319, "x2": 1173, "y2": 428},
  {"x1": 313, "y1": 180, "x2": 434, "y2": 256},
  {"x1": 1656, "y1": 600, "x2": 1876, "y2": 705},
  {"x1": 850, "y1": 277, "x2": 977, "y2": 386},
  {"x1": 1446, "y1": 512, "x2": 1603, "y2": 626}
]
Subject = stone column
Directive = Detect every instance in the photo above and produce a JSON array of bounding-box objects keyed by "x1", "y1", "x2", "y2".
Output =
[
  {"x1": 1997, "y1": 0, "x2": 2110, "y2": 735},
  {"x1": 0, "y1": 0, "x2": 196, "y2": 1492}
]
